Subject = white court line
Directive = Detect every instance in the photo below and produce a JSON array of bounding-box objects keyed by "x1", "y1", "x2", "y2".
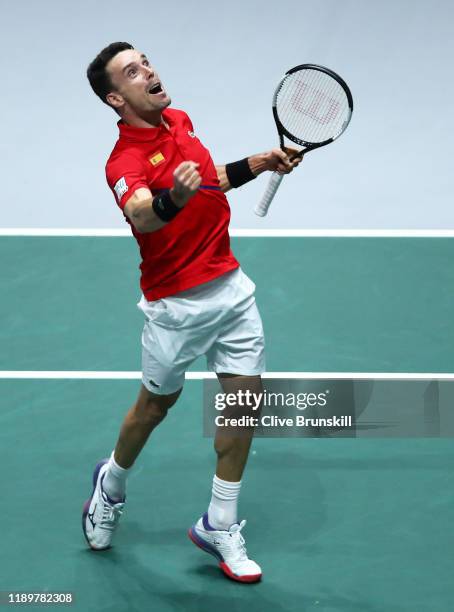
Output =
[
  {"x1": 0, "y1": 371, "x2": 453, "y2": 380},
  {"x1": 1, "y1": 229, "x2": 454, "y2": 237}
]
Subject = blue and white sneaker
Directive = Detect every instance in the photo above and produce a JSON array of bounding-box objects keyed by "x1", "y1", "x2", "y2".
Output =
[
  {"x1": 188, "y1": 513, "x2": 262, "y2": 583},
  {"x1": 82, "y1": 459, "x2": 125, "y2": 551}
]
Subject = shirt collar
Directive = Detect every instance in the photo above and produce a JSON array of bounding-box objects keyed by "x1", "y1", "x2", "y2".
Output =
[{"x1": 117, "y1": 109, "x2": 172, "y2": 143}]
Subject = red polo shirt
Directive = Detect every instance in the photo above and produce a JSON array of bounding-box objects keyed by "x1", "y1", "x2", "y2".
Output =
[{"x1": 106, "y1": 108, "x2": 239, "y2": 300}]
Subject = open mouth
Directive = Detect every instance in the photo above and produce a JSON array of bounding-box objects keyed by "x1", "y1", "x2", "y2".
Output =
[{"x1": 148, "y1": 82, "x2": 163, "y2": 95}]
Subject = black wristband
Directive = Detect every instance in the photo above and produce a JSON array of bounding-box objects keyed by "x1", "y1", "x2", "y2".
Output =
[
  {"x1": 152, "y1": 191, "x2": 181, "y2": 222},
  {"x1": 225, "y1": 157, "x2": 256, "y2": 188}
]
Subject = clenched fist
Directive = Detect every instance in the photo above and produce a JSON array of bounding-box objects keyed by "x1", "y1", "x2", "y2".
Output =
[{"x1": 170, "y1": 161, "x2": 202, "y2": 208}]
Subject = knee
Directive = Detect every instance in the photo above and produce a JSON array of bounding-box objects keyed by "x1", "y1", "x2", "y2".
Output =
[
  {"x1": 138, "y1": 400, "x2": 168, "y2": 427},
  {"x1": 134, "y1": 389, "x2": 180, "y2": 427}
]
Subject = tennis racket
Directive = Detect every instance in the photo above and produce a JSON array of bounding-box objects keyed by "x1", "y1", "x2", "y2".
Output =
[{"x1": 254, "y1": 64, "x2": 353, "y2": 217}]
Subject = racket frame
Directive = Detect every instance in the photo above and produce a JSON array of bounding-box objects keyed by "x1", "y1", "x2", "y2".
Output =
[
  {"x1": 272, "y1": 63, "x2": 354, "y2": 157},
  {"x1": 254, "y1": 63, "x2": 353, "y2": 217}
]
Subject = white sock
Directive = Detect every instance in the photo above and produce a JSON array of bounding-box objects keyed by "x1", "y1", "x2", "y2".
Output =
[
  {"x1": 207, "y1": 475, "x2": 242, "y2": 530},
  {"x1": 102, "y1": 452, "x2": 129, "y2": 501}
]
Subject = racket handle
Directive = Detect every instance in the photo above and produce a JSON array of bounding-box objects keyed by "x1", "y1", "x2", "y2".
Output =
[{"x1": 254, "y1": 172, "x2": 284, "y2": 217}]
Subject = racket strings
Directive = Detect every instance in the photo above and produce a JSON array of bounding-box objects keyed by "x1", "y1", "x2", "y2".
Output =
[
  {"x1": 279, "y1": 71, "x2": 343, "y2": 139},
  {"x1": 276, "y1": 69, "x2": 350, "y2": 144},
  {"x1": 280, "y1": 76, "x2": 345, "y2": 142}
]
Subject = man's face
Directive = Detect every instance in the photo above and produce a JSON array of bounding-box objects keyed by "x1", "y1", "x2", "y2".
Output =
[{"x1": 106, "y1": 49, "x2": 171, "y2": 115}]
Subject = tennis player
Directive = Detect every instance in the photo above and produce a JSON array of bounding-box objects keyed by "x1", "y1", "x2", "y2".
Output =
[{"x1": 83, "y1": 42, "x2": 300, "y2": 583}]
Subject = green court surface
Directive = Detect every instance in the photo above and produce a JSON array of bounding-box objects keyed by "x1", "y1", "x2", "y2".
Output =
[
  {"x1": 1, "y1": 236, "x2": 454, "y2": 372},
  {"x1": 1, "y1": 237, "x2": 453, "y2": 611}
]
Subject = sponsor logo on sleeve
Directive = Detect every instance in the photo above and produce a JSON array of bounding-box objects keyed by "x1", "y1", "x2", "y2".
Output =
[{"x1": 113, "y1": 177, "x2": 128, "y2": 202}]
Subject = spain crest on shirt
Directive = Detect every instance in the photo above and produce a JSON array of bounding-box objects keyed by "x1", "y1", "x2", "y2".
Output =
[{"x1": 149, "y1": 151, "x2": 165, "y2": 167}]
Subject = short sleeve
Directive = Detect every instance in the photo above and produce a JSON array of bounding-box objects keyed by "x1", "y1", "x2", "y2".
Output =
[
  {"x1": 184, "y1": 113, "x2": 194, "y2": 132},
  {"x1": 106, "y1": 153, "x2": 149, "y2": 210},
  {"x1": 176, "y1": 109, "x2": 194, "y2": 133}
]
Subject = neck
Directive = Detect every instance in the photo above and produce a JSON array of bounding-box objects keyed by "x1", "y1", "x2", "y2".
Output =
[{"x1": 121, "y1": 108, "x2": 164, "y2": 128}]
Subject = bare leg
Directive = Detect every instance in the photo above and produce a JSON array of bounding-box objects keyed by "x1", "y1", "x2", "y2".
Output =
[
  {"x1": 114, "y1": 383, "x2": 182, "y2": 468},
  {"x1": 214, "y1": 374, "x2": 263, "y2": 481}
]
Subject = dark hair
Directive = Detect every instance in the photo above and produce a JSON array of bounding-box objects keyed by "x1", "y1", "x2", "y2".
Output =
[{"x1": 87, "y1": 42, "x2": 134, "y2": 108}]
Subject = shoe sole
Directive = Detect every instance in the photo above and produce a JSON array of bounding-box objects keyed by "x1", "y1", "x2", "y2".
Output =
[
  {"x1": 82, "y1": 459, "x2": 110, "y2": 551},
  {"x1": 188, "y1": 526, "x2": 262, "y2": 583}
]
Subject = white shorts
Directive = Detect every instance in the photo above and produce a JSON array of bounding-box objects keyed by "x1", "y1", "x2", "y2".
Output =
[{"x1": 137, "y1": 268, "x2": 266, "y2": 395}]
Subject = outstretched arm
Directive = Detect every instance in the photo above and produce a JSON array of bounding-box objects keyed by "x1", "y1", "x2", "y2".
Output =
[{"x1": 216, "y1": 148, "x2": 302, "y2": 193}]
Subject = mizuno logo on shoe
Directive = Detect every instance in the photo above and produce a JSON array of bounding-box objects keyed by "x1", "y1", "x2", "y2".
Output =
[{"x1": 88, "y1": 506, "x2": 97, "y2": 528}]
